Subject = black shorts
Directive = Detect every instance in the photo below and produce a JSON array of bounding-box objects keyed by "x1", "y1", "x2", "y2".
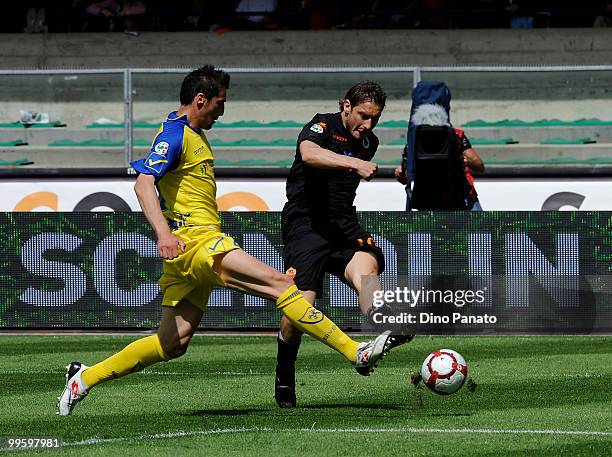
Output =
[{"x1": 282, "y1": 219, "x2": 385, "y2": 298}]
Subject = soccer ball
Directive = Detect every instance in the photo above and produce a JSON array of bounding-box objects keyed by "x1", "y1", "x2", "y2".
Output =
[{"x1": 421, "y1": 349, "x2": 468, "y2": 395}]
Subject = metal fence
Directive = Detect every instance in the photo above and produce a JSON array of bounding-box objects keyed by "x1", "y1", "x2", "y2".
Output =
[{"x1": 1, "y1": 65, "x2": 612, "y2": 168}]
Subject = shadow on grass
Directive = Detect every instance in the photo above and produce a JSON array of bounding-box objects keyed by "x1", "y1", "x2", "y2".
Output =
[
  {"x1": 185, "y1": 408, "x2": 266, "y2": 417},
  {"x1": 300, "y1": 403, "x2": 410, "y2": 411}
]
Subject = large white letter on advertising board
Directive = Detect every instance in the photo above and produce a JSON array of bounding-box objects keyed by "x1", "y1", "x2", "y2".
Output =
[
  {"x1": 19, "y1": 233, "x2": 86, "y2": 306},
  {"x1": 94, "y1": 233, "x2": 159, "y2": 306}
]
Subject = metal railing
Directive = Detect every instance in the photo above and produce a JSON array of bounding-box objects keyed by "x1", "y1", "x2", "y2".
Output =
[{"x1": 1, "y1": 65, "x2": 612, "y2": 168}]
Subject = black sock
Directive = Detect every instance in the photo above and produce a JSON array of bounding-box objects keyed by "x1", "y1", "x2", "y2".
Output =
[
  {"x1": 276, "y1": 335, "x2": 301, "y2": 386},
  {"x1": 277, "y1": 335, "x2": 301, "y2": 365}
]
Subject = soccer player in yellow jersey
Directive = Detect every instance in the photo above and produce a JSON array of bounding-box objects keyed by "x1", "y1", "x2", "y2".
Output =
[{"x1": 57, "y1": 65, "x2": 392, "y2": 416}]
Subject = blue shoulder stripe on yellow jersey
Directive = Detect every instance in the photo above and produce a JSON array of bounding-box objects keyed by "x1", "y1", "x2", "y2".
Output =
[
  {"x1": 131, "y1": 111, "x2": 220, "y2": 230},
  {"x1": 130, "y1": 112, "x2": 190, "y2": 179}
]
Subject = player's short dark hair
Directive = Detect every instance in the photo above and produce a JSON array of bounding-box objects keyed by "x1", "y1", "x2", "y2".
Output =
[
  {"x1": 340, "y1": 81, "x2": 386, "y2": 111},
  {"x1": 180, "y1": 65, "x2": 230, "y2": 105}
]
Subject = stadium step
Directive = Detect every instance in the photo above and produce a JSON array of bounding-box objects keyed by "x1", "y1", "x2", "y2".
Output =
[
  {"x1": 48, "y1": 139, "x2": 151, "y2": 147},
  {"x1": 84, "y1": 119, "x2": 411, "y2": 129},
  {"x1": 3, "y1": 143, "x2": 612, "y2": 169},
  {"x1": 463, "y1": 118, "x2": 612, "y2": 127}
]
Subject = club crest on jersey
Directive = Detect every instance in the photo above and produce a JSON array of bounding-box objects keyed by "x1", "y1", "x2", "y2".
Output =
[
  {"x1": 298, "y1": 306, "x2": 324, "y2": 324},
  {"x1": 154, "y1": 141, "x2": 170, "y2": 155},
  {"x1": 310, "y1": 122, "x2": 326, "y2": 134},
  {"x1": 285, "y1": 267, "x2": 297, "y2": 279}
]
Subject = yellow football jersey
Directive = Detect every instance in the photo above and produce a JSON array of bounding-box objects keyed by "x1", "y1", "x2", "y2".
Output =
[{"x1": 131, "y1": 112, "x2": 220, "y2": 230}]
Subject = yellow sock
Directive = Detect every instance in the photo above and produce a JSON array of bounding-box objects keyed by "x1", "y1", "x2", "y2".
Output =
[
  {"x1": 82, "y1": 335, "x2": 170, "y2": 389},
  {"x1": 276, "y1": 285, "x2": 359, "y2": 362}
]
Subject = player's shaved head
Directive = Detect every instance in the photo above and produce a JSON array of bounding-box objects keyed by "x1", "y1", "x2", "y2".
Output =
[
  {"x1": 180, "y1": 65, "x2": 230, "y2": 105},
  {"x1": 340, "y1": 81, "x2": 386, "y2": 111}
]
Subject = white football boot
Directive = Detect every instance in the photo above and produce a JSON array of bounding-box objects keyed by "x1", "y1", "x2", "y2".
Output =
[
  {"x1": 354, "y1": 330, "x2": 392, "y2": 376},
  {"x1": 57, "y1": 362, "x2": 89, "y2": 416}
]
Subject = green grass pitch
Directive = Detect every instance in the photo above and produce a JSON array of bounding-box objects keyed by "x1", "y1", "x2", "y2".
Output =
[{"x1": 0, "y1": 335, "x2": 611, "y2": 456}]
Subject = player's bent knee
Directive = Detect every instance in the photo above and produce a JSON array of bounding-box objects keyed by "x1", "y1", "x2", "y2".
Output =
[
  {"x1": 158, "y1": 335, "x2": 191, "y2": 359},
  {"x1": 162, "y1": 341, "x2": 189, "y2": 359},
  {"x1": 350, "y1": 252, "x2": 380, "y2": 278},
  {"x1": 273, "y1": 270, "x2": 294, "y2": 293},
  {"x1": 362, "y1": 263, "x2": 379, "y2": 277},
  {"x1": 166, "y1": 346, "x2": 188, "y2": 359},
  {"x1": 258, "y1": 265, "x2": 293, "y2": 291}
]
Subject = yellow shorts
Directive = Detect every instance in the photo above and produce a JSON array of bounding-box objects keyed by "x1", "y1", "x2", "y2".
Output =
[{"x1": 159, "y1": 227, "x2": 240, "y2": 311}]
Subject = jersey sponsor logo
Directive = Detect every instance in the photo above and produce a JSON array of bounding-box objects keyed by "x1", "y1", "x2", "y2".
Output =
[
  {"x1": 309, "y1": 121, "x2": 327, "y2": 134},
  {"x1": 310, "y1": 124, "x2": 324, "y2": 134},
  {"x1": 145, "y1": 140, "x2": 172, "y2": 173},
  {"x1": 285, "y1": 267, "x2": 297, "y2": 279},
  {"x1": 298, "y1": 306, "x2": 324, "y2": 324},
  {"x1": 332, "y1": 134, "x2": 348, "y2": 142},
  {"x1": 169, "y1": 211, "x2": 191, "y2": 228},
  {"x1": 154, "y1": 141, "x2": 170, "y2": 155}
]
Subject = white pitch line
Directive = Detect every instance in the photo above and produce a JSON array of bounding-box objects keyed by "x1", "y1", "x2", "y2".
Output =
[
  {"x1": 306, "y1": 427, "x2": 612, "y2": 437},
  {"x1": 60, "y1": 426, "x2": 612, "y2": 448},
  {"x1": 64, "y1": 427, "x2": 270, "y2": 447}
]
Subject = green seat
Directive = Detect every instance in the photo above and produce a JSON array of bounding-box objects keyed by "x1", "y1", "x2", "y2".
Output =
[
  {"x1": 378, "y1": 120, "x2": 408, "y2": 128},
  {"x1": 540, "y1": 137, "x2": 596, "y2": 145},
  {"x1": 0, "y1": 121, "x2": 65, "y2": 128},
  {"x1": 0, "y1": 158, "x2": 32, "y2": 166},
  {"x1": 0, "y1": 139, "x2": 28, "y2": 146},
  {"x1": 385, "y1": 137, "x2": 516, "y2": 146},
  {"x1": 470, "y1": 137, "x2": 517, "y2": 145},
  {"x1": 86, "y1": 119, "x2": 411, "y2": 129}
]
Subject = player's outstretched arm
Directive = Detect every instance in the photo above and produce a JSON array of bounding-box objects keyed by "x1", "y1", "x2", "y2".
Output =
[
  {"x1": 300, "y1": 140, "x2": 378, "y2": 180},
  {"x1": 134, "y1": 174, "x2": 185, "y2": 259}
]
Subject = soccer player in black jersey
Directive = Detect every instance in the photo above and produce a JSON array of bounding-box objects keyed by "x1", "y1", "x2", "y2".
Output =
[{"x1": 275, "y1": 81, "x2": 413, "y2": 408}]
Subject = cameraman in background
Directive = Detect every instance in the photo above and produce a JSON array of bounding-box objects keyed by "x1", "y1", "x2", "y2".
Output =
[{"x1": 395, "y1": 80, "x2": 484, "y2": 211}]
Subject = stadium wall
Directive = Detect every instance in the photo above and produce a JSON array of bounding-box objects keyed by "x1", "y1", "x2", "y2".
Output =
[
  {"x1": 1, "y1": 29, "x2": 612, "y2": 69},
  {"x1": 2, "y1": 177, "x2": 612, "y2": 211}
]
